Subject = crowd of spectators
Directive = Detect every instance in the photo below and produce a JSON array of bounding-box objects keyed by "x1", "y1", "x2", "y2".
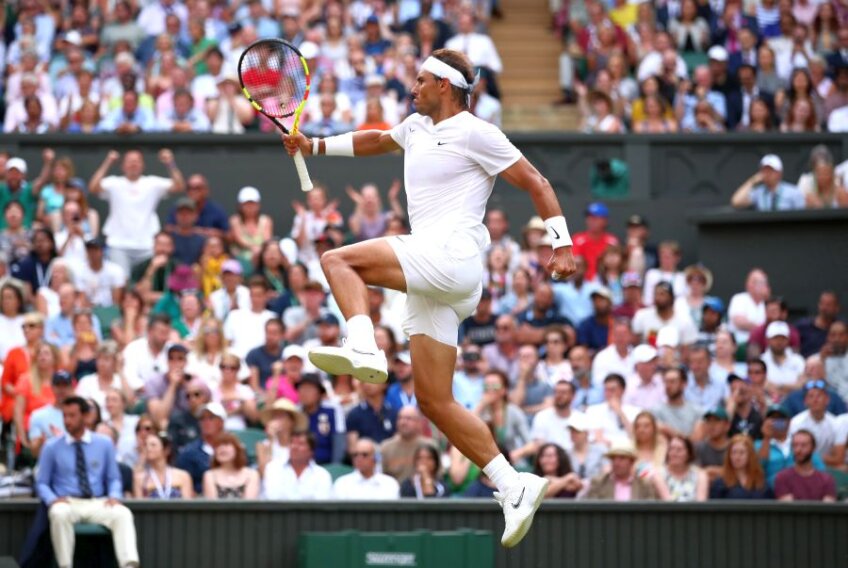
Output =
[
  {"x1": 0, "y1": 0, "x2": 506, "y2": 133},
  {"x1": 0, "y1": 143, "x2": 846, "y2": 509},
  {"x1": 553, "y1": 0, "x2": 848, "y2": 133}
]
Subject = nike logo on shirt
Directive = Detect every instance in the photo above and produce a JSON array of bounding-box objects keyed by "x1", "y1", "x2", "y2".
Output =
[{"x1": 437, "y1": 141, "x2": 447, "y2": 145}]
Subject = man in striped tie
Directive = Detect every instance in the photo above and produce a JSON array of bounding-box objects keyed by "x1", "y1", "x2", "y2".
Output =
[{"x1": 36, "y1": 396, "x2": 140, "y2": 568}]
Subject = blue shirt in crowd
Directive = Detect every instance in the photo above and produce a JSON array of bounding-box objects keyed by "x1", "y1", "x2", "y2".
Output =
[
  {"x1": 346, "y1": 400, "x2": 397, "y2": 444},
  {"x1": 166, "y1": 200, "x2": 231, "y2": 234},
  {"x1": 36, "y1": 431, "x2": 122, "y2": 506},
  {"x1": 748, "y1": 182, "x2": 805, "y2": 211},
  {"x1": 576, "y1": 316, "x2": 610, "y2": 352}
]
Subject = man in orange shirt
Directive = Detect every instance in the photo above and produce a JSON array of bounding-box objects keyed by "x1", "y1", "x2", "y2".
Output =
[{"x1": 571, "y1": 202, "x2": 618, "y2": 280}]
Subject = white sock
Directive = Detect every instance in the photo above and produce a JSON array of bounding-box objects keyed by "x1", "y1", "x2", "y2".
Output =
[
  {"x1": 346, "y1": 315, "x2": 378, "y2": 353},
  {"x1": 483, "y1": 453, "x2": 520, "y2": 493}
]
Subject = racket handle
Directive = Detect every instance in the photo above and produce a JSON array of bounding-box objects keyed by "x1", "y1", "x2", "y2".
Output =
[{"x1": 293, "y1": 150, "x2": 313, "y2": 192}]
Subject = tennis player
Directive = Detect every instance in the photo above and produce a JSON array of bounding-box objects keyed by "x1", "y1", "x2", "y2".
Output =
[{"x1": 282, "y1": 48, "x2": 576, "y2": 547}]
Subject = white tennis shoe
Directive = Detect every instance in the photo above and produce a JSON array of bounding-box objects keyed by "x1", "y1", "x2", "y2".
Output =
[
  {"x1": 308, "y1": 341, "x2": 388, "y2": 384},
  {"x1": 494, "y1": 472, "x2": 549, "y2": 548}
]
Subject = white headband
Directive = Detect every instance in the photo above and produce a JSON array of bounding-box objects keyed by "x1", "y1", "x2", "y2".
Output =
[{"x1": 421, "y1": 56, "x2": 470, "y2": 90}]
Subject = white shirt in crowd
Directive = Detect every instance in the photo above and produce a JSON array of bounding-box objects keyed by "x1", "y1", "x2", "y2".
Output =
[
  {"x1": 212, "y1": 383, "x2": 256, "y2": 431},
  {"x1": 591, "y1": 345, "x2": 635, "y2": 386},
  {"x1": 642, "y1": 269, "x2": 688, "y2": 306},
  {"x1": 332, "y1": 470, "x2": 400, "y2": 500},
  {"x1": 72, "y1": 259, "x2": 126, "y2": 307},
  {"x1": 761, "y1": 348, "x2": 805, "y2": 387},
  {"x1": 122, "y1": 337, "x2": 170, "y2": 391},
  {"x1": 389, "y1": 111, "x2": 521, "y2": 249},
  {"x1": 789, "y1": 410, "x2": 840, "y2": 457},
  {"x1": 208, "y1": 285, "x2": 251, "y2": 321},
  {"x1": 444, "y1": 33, "x2": 503, "y2": 73},
  {"x1": 632, "y1": 305, "x2": 698, "y2": 346},
  {"x1": 223, "y1": 308, "x2": 276, "y2": 359},
  {"x1": 0, "y1": 314, "x2": 25, "y2": 360},
  {"x1": 75, "y1": 373, "x2": 123, "y2": 412},
  {"x1": 100, "y1": 175, "x2": 172, "y2": 250},
  {"x1": 530, "y1": 408, "x2": 585, "y2": 451},
  {"x1": 727, "y1": 291, "x2": 766, "y2": 344},
  {"x1": 263, "y1": 459, "x2": 333, "y2": 500},
  {"x1": 186, "y1": 352, "x2": 250, "y2": 387},
  {"x1": 584, "y1": 401, "x2": 641, "y2": 442}
]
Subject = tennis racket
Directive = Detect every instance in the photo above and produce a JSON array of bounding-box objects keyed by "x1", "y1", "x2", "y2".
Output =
[{"x1": 238, "y1": 38, "x2": 313, "y2": 192}]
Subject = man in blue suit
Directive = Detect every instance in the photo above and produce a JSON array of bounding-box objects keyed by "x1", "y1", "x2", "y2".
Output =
[{"x1": 36, "y1": 397, "x2": 140, "y2": 568}]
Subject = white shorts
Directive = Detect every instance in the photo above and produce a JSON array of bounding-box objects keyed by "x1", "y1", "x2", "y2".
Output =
[{"x1": 386, "y1": 233, "x2": 483, "y2": 346}]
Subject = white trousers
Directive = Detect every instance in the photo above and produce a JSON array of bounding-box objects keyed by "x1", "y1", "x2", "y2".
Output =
[{"x1": 48, "y1": 498, "x2": 140, "y2": 568}]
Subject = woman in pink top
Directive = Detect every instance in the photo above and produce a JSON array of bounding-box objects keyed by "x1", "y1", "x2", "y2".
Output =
[{"x1": 264, "y1": 347, "x2": 304, "y2": 405}]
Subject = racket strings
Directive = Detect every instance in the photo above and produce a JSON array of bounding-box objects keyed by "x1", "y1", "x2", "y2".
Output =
[{"x1": 241, "y1": 44, "x2": 308, "y2": 118}]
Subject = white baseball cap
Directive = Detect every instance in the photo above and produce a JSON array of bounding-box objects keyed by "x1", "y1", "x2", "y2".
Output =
[
  {"x1": 283, "y1": 344, "x2": 307, "y2": 361},
  {"x1": 759, "y1": 154, "x2": 783, "y2": 172},
  {"x1": 766, "y1": 321, "x2": 790, "y2": 339},
  {"x1": 63, "y1": 30, "x2": 83, "y2": 46},
  {"x1": 567, "y1": 412, "x2": 591, "y2": 433},
  {"x1": 298, "y1": 41, "x2": 319, "y2": 60},
  {"x1": 707, "y1": 45, "x2": 728, "y2": 62},
  {"x1": 238, "y1": 186, "x2": 261, "y2": 203},
  {"x1": 5, "y1": 157, "x2": 27, "y2": 174},
  {"x1": 198, "y1": 402, "x2": 227, "y2": 421},
  {"x1": 633, "y1": 344, "x2": 658, "y2": 364}
]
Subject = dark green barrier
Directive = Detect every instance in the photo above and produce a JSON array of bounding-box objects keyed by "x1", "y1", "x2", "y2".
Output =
[
  {"x1": 0, "y1": 500, "x2": 846, "y2": 568},
  {"x1": 299, "y1": 529, "x2": 493, "y2": 568}
]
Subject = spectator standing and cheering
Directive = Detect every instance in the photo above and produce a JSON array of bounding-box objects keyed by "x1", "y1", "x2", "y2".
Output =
[{"x1": 88, "y1": 149, "x2": 186, "y2": 275}]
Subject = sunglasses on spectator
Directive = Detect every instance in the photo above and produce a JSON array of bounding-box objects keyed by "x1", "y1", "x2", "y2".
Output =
[
  {"x1": 169, "y1": 355, "x2": 187, "y2": 361},
  {"x1": 187, "y1": 391, "x2": 205, "y2": 399},
  {"x1": 22, "y1": 323, "x2": 41, "y2": 329},
  {"x1": 351, "y1": 452, "x2": 373, "y2": 458},
  {"x1": 137, "y1": 425, "x2": 154, "y2": 432},
  {"x1": 219, "y1": 364, "x2": 239, "y2": 371},
  {"x1": 805, "y1": 380, "x2": 827, "y2": 391},
  {"x1": 484, "y1": 384, "x2": 503, "y2": 392}
]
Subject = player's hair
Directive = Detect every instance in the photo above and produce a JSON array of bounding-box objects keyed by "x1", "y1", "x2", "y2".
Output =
[{"x1": 431, "y1": 48, "x2": 475, "y2": 108}]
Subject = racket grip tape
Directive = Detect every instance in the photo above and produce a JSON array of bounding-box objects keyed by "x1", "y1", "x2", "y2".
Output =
[{"x1": 293, "y1": 150, "x2": 313, "y2": 192}]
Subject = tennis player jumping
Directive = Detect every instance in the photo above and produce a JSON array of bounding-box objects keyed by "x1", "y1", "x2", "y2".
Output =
[{"x1": 282, "y1": 48, "x2": 576, "y2": 547}]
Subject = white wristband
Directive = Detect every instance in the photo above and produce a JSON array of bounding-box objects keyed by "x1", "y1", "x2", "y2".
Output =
[
  {"x1": 323, "y1": 132, "x2": 355, "y2": 157},
  {"x1": 544, "y1": 216, "x2": 572, "y2": 248},
  {"x1": 312, "y1": 137, "x2": 319, "y2": 156}
]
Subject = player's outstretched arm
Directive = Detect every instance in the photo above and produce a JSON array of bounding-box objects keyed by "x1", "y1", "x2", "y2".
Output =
[
  {"x1": 282, "y1": 130, "x2": 400, "y2": 158},
  {"x1": 500, "y1": 157, "x2": 577, "y2": 280}
]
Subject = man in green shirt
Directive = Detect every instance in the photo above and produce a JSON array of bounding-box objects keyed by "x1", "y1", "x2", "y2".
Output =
[{"x1": 0, "y1": 157, "x2": 42, "y2": 230}]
